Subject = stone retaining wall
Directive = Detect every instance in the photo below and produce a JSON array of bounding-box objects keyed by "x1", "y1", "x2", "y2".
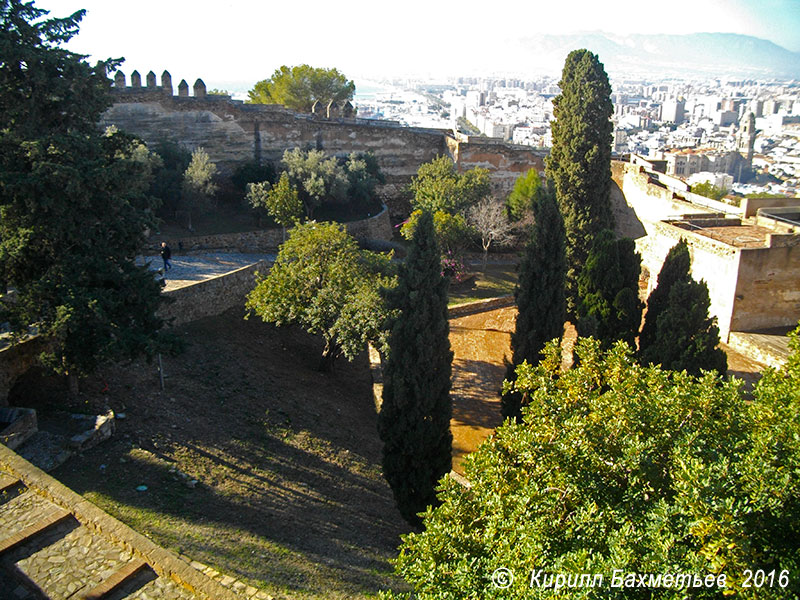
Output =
[
  {"x1": 367, "y1": 296, "x2": 516, "y2": 488},
  {"x1": 148, "y1": 204, "x2": 393, "y2": 254},
  {"x1": 159, "y1": 260, "x2": 270, "y2": 328}
]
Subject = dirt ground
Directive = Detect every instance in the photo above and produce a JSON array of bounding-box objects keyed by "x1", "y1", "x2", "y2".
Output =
[
  {"x1": 8, "y1": 303, "x2": 768, "y2": 598},
  {"x1": 10, "y1": 308, "x2": 410, "y2": 600},
  {"x1": 446, "y1": 307, "x2": 769, "y2": 475},
  {"x1": 448, "y1": 308, "x2": 515, "y2": 472}
]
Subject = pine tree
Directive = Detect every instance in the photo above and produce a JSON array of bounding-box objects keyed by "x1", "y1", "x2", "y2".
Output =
[
  {"x1": 378, "y1": 210, "x2": 453, "y2": 527},
  {"x1": 639, "y1": 240, "x2": 727, "y2": 374},
  {"x1": 502, "y1": 188, "x2": 566, "y2": 422},
  {"x1": 0, "y1": 2, "x2": 172, "y2": 392},
  {"x1": 546, "y1": 49, "x2": 614, "y2": 315},
  {"x1": 577, "y1": 230, "x2": 643, "y2": 348}
]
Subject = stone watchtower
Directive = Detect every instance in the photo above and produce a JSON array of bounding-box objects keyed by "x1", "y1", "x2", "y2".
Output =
[{"x1": 737, "y1": 112, "x2": 756, "y2": 168}]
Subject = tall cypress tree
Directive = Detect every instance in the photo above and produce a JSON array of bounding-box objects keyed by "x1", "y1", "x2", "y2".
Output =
[
  {"x1": 546, "y1": 49, "x2": 614, "y2": 315},
  {"x1": 502, "y1": 187, "x2": 566, "y2": 422},
  {"x1": 576, "y1": 230, "x2": 643, "y2": 348},
  {"x1": 639, "y1": 240, "x2": 727, "y2": 374},
  {"x1": 378, "y1": 210, "x2": 453, "y2": 527}
]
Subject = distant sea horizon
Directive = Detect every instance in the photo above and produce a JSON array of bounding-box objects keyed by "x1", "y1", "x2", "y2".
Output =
[{"x1": 354, "y1": 80, "x2": 397, "y2": 101}]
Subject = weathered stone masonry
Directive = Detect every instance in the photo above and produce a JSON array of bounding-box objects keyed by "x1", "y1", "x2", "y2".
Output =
[{"x1": 101, "y1": 71, "x2": 547, "y2": 216}]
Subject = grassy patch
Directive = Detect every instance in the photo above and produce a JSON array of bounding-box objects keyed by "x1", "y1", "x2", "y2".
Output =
[
  {"x1": 39, "y1": 309, "x2": 409, "y2": 600},
  {"x1": 448, "y1": 263, "x2": 517, "y2": 306}
]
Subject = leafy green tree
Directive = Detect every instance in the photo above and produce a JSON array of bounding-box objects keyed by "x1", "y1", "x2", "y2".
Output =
[
  {"x1": 408, "y1": 156, "x2": 490, "y2": 215},
  {"x1": 401, "y1": 209, "x2": 471, "y2": 257},
  {"x1": 639, "y1": 240, "x2": 727, "y2": 374},
  {"x1": 231, "y1": 161, "x2": 276, "y2": 193},
  {"x1": 150, "y1": 139, "x2": 191, "y2": 217},
  {"x1": 247, "y1": 64, "x2": 355, "y2": 113},
  {"x1": 0, "y1": 1, "x2": 171, "y2": 392},
  {"x1": 282, "y1": 148, "x2": 348, "y2": 219},
  {"x1": 247, "y1": 172, "x2": 304, "y2": 234},
  {"x1": 181, "y1": 147, "x2": 218, "y2": 224},
  {"x1": 546, "y1": 49, "x2": 615, "y2": 314},
  {"x1": 692, "y1": 181, "x2": 729, "y2": 201},
  {"x1": 576, "y1": 230, "x2": 643, "y2": 348},
  {"x1": 378, "y1": 210, "x2": 452, "y2": 527},
  {"x1": 502, "y1": 188, "x2": 566, "y2": 422},
  {"x1": 402, "y1": 156, "x2": 490, "y2": 261},
  {"x1": 246, "y1": 221, "x2": 394, "y2": 372},
  {"x1": 384, "y1": 334, "x2": 800, "y2": 599},
  {"x1": 505, "y1": 168, "x2": 543, "y2": 222},
  {"x1": 344, "y1": 152, "x2": 385, "y2": 212}
]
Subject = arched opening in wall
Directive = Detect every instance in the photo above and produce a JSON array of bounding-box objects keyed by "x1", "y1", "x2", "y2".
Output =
[{"x1": 6, "y1": 366, "x2": 71, "y2": 411}]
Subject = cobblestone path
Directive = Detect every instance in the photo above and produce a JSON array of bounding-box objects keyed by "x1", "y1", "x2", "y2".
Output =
[{"x1": 0, "y1": 463, "x2": 243, "y2": 599}]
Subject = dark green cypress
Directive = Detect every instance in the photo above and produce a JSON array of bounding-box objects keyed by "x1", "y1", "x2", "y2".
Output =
[
  {"x1": 546, "y1": 49, "x2": 615, "y2": 315},
  {"x1": 577, "y1": 230, "x2": 643, "y2": 348},
  {"x1": 638, "y1": 240, "x2": 692, "y2": 351},
  {"x1": 639, "y1": 240, "x2": 727, "y2": 374},
  {"x1": 378, "y1": 210, "x2": 453, "y2": 527},
  {"x1": 502, "y1": 187, "x2": 566, "y2": 422}
]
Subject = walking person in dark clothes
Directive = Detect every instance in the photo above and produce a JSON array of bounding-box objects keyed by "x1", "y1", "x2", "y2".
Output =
[{"x1": 160, "y1": 241, "x2": 172, "y2": 272}]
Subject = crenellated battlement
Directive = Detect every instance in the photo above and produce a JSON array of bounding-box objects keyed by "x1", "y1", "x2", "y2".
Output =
[{"x1": 113, "y1": 69, "x2": 236, "y2": 102}]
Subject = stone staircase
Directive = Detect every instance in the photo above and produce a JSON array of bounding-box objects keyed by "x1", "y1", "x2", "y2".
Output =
[{"x1": 0, "y1": 446, "x2": 242, "y2": 600}]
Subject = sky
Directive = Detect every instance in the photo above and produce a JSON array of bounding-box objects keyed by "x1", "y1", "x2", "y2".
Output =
[{"x1": 36, "y1": 0, "x2": 800, "y2": 92}]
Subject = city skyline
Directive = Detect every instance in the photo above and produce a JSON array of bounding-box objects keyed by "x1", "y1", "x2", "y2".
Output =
[{"x1": 35, "y1": 0, "x2": 800, "y2": 91}]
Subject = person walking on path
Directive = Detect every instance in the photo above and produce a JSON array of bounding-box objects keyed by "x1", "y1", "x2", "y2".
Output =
[{"x1": 160, "y1": 242, "x2": 172, "y2": 272}]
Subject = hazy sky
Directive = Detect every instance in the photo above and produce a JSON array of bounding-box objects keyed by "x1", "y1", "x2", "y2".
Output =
[{"x1": 36, "y1": 0, "x2": 800, "y2": 90}]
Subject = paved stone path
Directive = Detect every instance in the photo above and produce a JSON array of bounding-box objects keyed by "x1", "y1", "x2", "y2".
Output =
[
  {"x1": 0, "y1": 447, "x2": 273, "y2": 599},
  {"x1": 139, "y1": 252, "x2": 274, "y2": 292}
]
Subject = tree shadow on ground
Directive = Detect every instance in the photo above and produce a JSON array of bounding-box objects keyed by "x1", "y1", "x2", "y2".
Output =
[{"x1": 47, "y1": 308, "x2": 410, "y2": 599}]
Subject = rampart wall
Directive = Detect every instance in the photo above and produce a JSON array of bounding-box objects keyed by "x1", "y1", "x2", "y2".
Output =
[
  {"x1": 147, "y1": 203, "x2": 393, "y2": 253},
  {"x1": 613, "y1": 160, "x2": 800, "y2": 340},
  {"x1": 102, "y1": 73, "x2": 547, "y2": 216},
  {"x1": 158, "y1": 260, "x2": 270, "y2": 328},
  {"x1": 732, "y1": 244, "x2": 800, "y2": 333}
]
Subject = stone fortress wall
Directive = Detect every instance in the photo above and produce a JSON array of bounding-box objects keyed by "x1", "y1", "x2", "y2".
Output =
[
  {"x1": 612, "y1": 160, "x2": 800, "y2": 342},
  {"x1": 101, "y1": 70, "x2": 547, "y2": 216}
]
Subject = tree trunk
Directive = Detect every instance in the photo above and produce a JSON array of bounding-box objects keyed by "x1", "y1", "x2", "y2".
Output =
[
  {"x1": 67, "y1": 373, "x2": 79, "y2": 396},
  {"x1": 318, "y1": 339, "x2": 339, "y2": 373}
]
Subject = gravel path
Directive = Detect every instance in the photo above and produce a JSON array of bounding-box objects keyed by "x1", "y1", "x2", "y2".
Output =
[{"x1": 138, "y1": 252, "x2": 275, "y2": 291}]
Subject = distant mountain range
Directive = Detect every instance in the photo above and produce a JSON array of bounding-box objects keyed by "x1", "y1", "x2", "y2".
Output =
[{"x1": 506, "y1": 32, "x2": 800, "y2": 80}]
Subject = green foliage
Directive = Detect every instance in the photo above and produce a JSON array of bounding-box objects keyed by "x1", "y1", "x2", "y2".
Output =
[
  {"x1": 389, "y1": 335, "x2": 800, "y2": 599},
  {"x1": 546, "y1": 49, "x2": 615, "y2": 315},
  {"x1": 692, "y1": 181, "x2": 729, "y2": 201},
  {"x1": 231, "y1": 161, "x2": 276, "y2": 192},
  {"x1": 149, "y1": 139, "x2": 191, "y2": 215},
  {"x1": 249, "y1": 172, "x2": 303, "y2": 229},
  {"x1": 502, "y1": 188, "x2": 566, "y2": 421},
  {"x1": 639, "y1": 240, "x2": 727, "y2": 374},
  {"x1": 402, "y1": 156, "x2": 490, "y2": 255},
  {"x1": 280, "y1": 148, "x2": 383, "y2": 219},
  {"x1": 181, "y1": 147, "x2": 218, "y2": 215},
  {"x1": 402, "y1": 209, "x2": 471, "y2": 256},
  {"x1": 245, "y1": 221, "x2": 394, "y2": 372},
  {"x1": 506, "y1": 168, "x2": 544, "y2": 222},
  {"x1": 379, "y1": 210, "x2": 452, "y2": 526},
  {"x1": 344, "y1": 152, "x2": 385, "y2": 212},
  {"x1": 0, "y1": 1, "x2": 172, "y2": 380},
  {"x1": 409, "y1": 156, "x2": 491, "y2": 215},
  {"x1": 247, "y1": 64, "x2": 355, "y2": 112},
  {"x1": 577, "y1": 230, "x2": 643, "y2": 348}
]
